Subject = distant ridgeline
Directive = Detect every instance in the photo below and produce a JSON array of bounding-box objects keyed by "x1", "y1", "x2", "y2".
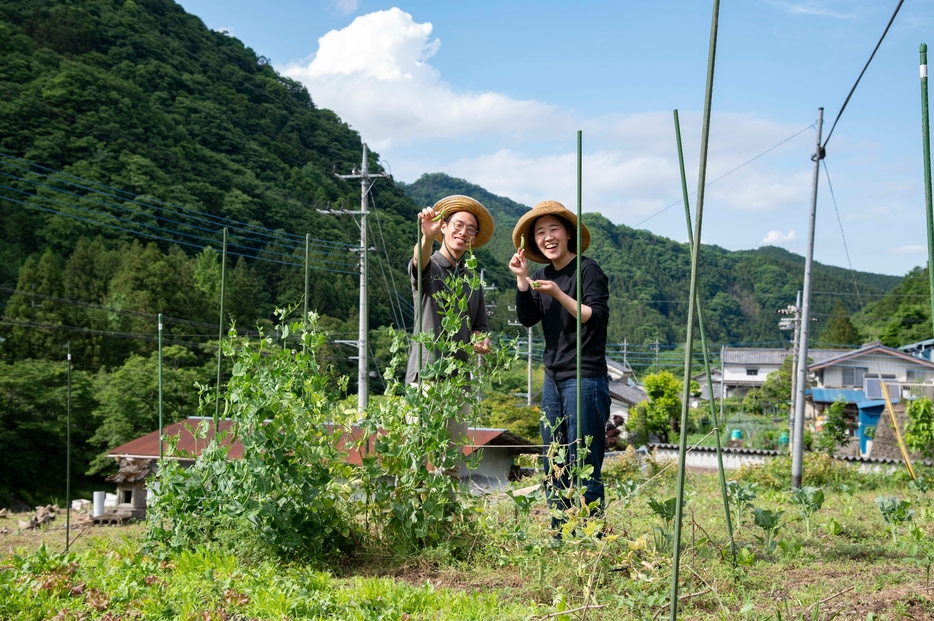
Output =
[{"x1": 0, "y1": 0, "x2": 914, "y2": 371}]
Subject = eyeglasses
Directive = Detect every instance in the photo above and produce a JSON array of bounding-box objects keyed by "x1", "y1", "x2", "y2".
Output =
[{"x1": 448, "y1": 220, "x2": 478, "y2": 237}]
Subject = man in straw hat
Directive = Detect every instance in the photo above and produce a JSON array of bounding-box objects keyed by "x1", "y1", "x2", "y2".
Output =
[
  {"x1": 508, "y1": 200, "x2": 610, "y2": 530},
  {"x1": 406, "y1": 195, "x2": 494, "y2": 464}
]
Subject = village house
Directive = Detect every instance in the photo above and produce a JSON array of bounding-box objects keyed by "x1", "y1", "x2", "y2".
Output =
[{"x1": 107, "y1": 417, "x2": 541, "y2": 519}]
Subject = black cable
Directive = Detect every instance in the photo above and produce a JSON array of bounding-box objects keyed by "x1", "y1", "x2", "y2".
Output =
[
  {"x1": 821, "y1": 0, "x2": 905, "y2": 150},
  {"x1": 635, "y1": 124, "x2": 815, "y2": 227},
  {"x1": 821, "y1": 160, "x2": 863, "y2": 312}
]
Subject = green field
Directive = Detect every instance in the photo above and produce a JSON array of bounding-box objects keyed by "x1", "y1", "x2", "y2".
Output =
[{"x1": 2, "y1": 453, "x2": 931, "y2": 621}]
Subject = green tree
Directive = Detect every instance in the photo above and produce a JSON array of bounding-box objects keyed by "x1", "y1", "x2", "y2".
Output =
[
  {"x1": 817, "y1": 397, "x2": 850, "y2": 455},
  {"x1": 632, "y1": 371, "x2": 686, "y2": 440},
  {"x1": 0, "y1": 359, "x2": 98, "y2": 505},
  {"x1": 818, "y1": 300, "x2": 861, "y2": 348},
  {"x1": 87, "y1": 346, "x2": 208, "y2": 475}
]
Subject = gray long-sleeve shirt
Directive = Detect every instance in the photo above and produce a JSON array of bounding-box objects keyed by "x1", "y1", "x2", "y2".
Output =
[{"x1": 405, "y1": 252, "x2": 489, "y2": 384}]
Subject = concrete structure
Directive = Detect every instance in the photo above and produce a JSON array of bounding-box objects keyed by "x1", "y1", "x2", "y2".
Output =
[{"x1": 100, "y1": 457, "x2": 156, "y2": 522}]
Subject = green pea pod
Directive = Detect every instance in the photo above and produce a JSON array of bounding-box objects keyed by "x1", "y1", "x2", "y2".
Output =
[
  {"x1": 431, "y1": 207, "x2": 446, "y2": 222},
  {"x1": 520, "y1": 234, "x2": 525, "y2": 250}
]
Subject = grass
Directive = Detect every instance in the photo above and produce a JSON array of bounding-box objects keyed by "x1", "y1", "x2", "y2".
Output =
[{"x1": 2, "y1": 461, "x2": 933, "y2": 620}]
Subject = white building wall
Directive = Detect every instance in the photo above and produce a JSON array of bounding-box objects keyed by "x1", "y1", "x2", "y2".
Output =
[{"x1": 722, "y1": 364, "x2": 780, "y2": 384}]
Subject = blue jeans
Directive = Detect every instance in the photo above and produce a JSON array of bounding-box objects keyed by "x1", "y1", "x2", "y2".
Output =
[{"x1": 540, "y1": 373, "x2": 611, "y2": 528}]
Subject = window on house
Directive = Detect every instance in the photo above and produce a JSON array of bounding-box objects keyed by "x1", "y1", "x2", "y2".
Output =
[
  {"x1": 841, "y1": 367, "x2": 867, "y2": 387},
  {"x1": 746, "y1": 368, "x2": 758, "y2": 376},
  {"x1": 907, "y1": 369, "x2": 929, "y2": 383}
]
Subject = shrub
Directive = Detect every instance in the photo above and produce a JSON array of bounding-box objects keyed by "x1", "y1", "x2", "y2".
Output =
[{"x1": 736, "y1": 453, "x2": 861, "y2": 490}]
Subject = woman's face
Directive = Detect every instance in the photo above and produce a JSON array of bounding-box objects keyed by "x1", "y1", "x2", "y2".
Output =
[{"x1": 533, "y1": 215, "x2": 570, "y2": 263}]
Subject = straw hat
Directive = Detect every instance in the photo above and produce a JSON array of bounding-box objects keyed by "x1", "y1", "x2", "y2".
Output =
[
  {"x1": 432, "y1": 195, "x2": 494, "y2": 249},
  {"x1": 511, "y1": 200, "x2": 590, "y2": 264}
]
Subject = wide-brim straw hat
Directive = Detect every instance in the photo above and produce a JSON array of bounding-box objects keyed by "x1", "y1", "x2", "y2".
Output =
[
  {"x1": 511, "y1": 200, "x2": 590, "y2": 264},
  {"x1": 432, "y1": 195, "x2": 494, "y2": 249}
]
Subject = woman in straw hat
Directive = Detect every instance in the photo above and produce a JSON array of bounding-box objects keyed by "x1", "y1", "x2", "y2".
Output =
[
  {"x1": 508, "y1": 201, "x2": 610, "y2": 530},
  {"x1": 406, "y1": 196, "x2": 494, "y2": 463}
]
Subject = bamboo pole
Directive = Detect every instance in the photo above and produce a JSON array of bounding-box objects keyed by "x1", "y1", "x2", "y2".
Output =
[
  {"x1": 65, "y1": 342, "x2": 71, "y2": 552},
  {"x1": 673, "y1": 109, "x2": 735, "y2": 561},
  {"x1": 304, "y1": 233, "x2": 310, "y2": 353},
  {"x1": 670, "y1": 1, "x2": 720, "y2": 617},
  {"x1": 576, "y1": 130, "x2": 584, "y2": 491},
  {"x1": 881, "y1": 381, "x2": 917, "y2": 481}
]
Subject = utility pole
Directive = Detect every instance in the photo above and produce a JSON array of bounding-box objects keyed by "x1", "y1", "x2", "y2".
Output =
[
  {"x1": 328, "y1": 144, "x2": 391, "y2": 413},
  {"x1": 792, "y1": 108, "x2": 824, "y2": 489},
  {"x1": 778, "y1": 291, "x2": 802, "y2": 453},
  {"x1": 654, "y1": 338, "x2": 660, "y2": 374}
]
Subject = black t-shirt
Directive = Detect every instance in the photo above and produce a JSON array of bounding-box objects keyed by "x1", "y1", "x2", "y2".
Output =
[{"x1": 515, "y1": 256, "x2": 609, "y2": 381}]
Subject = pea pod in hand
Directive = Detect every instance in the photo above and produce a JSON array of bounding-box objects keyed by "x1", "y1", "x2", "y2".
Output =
[
  {"x1": 431, "y1": 207, "x2": 447, "y2": 222},
  {"x1": 519, "y1": 234, "x2": 526, "y2": 250}
]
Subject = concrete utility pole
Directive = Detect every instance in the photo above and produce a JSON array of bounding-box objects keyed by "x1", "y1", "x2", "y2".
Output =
[
  {"x1": 330, "y1": 144, "x2": 391, "y2": 412},
  {"x1": 778, "y1": 291, "x2": 802, "y2": 453},
  {"x1": 792, "y1": 108, "x2": 824, "y2": 489}
]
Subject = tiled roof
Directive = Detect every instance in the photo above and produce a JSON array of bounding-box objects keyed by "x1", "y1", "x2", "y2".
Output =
[
  {"x1": 809, "y1": 342, "x2": 934, "y2": 370},
  {"x1": 609, "y1": 380, "x2": 646, "y2": 405},
  {"x1": 722, "y1": 347, "x2": 844, "y2": 366}
]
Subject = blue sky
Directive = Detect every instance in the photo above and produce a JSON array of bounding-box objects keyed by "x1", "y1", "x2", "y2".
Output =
[{"x1": 178, "y1": 0, "x2": 933, "y2": 276}]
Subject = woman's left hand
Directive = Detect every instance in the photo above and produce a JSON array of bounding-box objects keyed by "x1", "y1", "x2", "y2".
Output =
[{"x1": 525, "y1": 277, "x2": 559, "y2": 298}]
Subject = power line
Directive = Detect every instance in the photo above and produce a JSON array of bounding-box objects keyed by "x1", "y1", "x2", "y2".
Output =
[
  {"x1": 634, "y1": 124, "x2": 815, "y2": 228},
  {"x1": 821, "y1": 160, "x2": 863, "y2": 312},
  {"x1": 821, "y1": 0, "x2": 906, "y2": 150}
]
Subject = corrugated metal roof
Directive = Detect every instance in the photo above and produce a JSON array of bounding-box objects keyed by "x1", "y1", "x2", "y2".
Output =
[
  {"x1": 108, "y1": 418, "x2": 541, "y2": 463},
  {"x1": 645, "y1": 443, "x2": 930, "y2": 465},
  {"x1": 808, "y1": 388, "x2": 866, "y2": 404},
  {"x1": 722, "y1": 348, "x2": 844, "y2": 366}
]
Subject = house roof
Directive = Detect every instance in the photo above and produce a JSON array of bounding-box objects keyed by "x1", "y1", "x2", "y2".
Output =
[
  {"x1": 808, "y1": 388, "x2": 867, "y2": 404},
  {"x1": 721, "y1": 347, "x2": 843, "y2": 366},
  {"x1": 808, "y1": 342, "x2": 934, "y2": 371},
  {"x1": 108, "y1": 417, "x2": 541, "y2": 463},
  {"x1": 609, "y1": 380, "x2": 646, "y2": 406}
]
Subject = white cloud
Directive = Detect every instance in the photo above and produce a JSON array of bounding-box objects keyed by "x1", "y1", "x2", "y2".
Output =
[
  {"x1": 282, "y1": 9, "x2": 814, "y2": 224},
  {"x1": 766, "y1": 1, "x2": 856, "y2": 19},
  {"x1": 888, "y1": 245, "x2": 927, "y2": 255},
  {"x1": 761, "y1": 230, "x2": 797, "y2": 245},
  {"x1": 280, "y1": 8, "x2": 565, "y2": 149},
  {"x1": 332, "y1": 0, "x2": 358, "y2": 16}
]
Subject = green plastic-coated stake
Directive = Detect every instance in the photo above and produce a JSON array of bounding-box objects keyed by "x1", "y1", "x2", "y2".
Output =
[
  {"x1": 215, "y1": 227, "x2": 227, "y2": 433},
  {"x1": 158, "y1": 314, "x2": 163, "y2": 461},
  {"x1": 416, "y1": 217, "x2": 423, "y2": 385},
  {"x1": 673, "y1": 109, "x2": 735, "y2": 563},
  {"x1": 304, "y1": 233, "x2": 310, "y2": 353},
  {"x1": 921, "y1": 44, "x2": 934, "y2": 339},
  {"x1": 575, "y1": 130, "x2": 583, "y2": 492},
  {"x1": 670, "y1": 1, "x2": 720, "y2": 618},
  {"x1": 65, "y1": 342, "x2": 71, "y2": 552}
]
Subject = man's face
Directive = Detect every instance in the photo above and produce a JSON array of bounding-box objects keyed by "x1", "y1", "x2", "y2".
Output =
[
  {"x1": 441, "y1": 211, "x2": 478, "y2": 252},
  {"x1": 533, "y1": 215, "x2": 570, "y2": 263}
]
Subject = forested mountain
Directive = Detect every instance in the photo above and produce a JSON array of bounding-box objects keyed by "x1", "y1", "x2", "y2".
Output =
[{"x1": 0, "y1": 0, "x2": 913, "y2": 504}]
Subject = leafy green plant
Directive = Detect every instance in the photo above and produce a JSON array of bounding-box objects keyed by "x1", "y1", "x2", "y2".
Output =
[
  {"x1": 875, "y1": 496, "x2": 914, "y2": 545},
  {"x1": 824, "y1": 517, "x2": 843, "y2": 537},
  {"x1": 148, "y1": 310, "x2": 359, "y2": 559},
  {"x1": 362, "y1": 251, "x2": 517, "y2": 549},
  {"x1": 751, "y1": 508, "x2": 783, "y2": 553},
  {"x1": 905, "y1": 397, "x2": 934, "y2": 459},
  {"x1": 790, "y1": 486, "x2": 824, "y2": 538},
  {"x1": 647, "y1": 496, "x2": 681, "y2": 554},
  {"x1": 726, "y1": 480, "x2": 758, "y2": 528}
]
